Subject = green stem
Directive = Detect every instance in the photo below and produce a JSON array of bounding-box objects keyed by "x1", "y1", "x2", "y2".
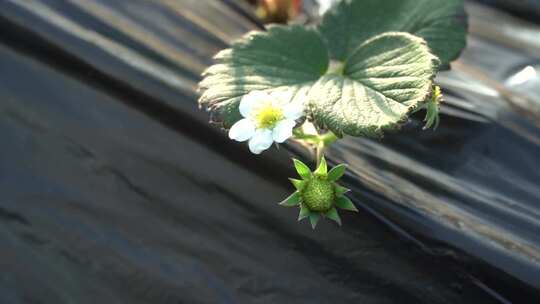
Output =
[
  {"x1": 316, "y1": 132, "x2": 338, "y2": 166},
  {"x1": 293, "y1": 127, "x2": 339, "y2": 166},
  {"x1": 292, "y1": 128, "x2": 316, "y2": 142},
  {"x1": 320, "y1": 131, "x2": 338, "y2": 146},
  {"x1": 316, "y1": 141, "x2": 325, "y2": 167},
  {"x1": 326, "y1": 60, "x2": 345, "y2": 76}
]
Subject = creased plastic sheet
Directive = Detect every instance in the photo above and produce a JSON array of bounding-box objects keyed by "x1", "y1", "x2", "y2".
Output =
[{"x1": 0, "y1": 1, "x2": 538, "y2": 303}]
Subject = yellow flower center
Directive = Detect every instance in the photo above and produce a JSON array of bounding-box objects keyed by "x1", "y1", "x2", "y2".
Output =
[{"x1": 255, "y1": 106, "x2": 283, "y2": 129}]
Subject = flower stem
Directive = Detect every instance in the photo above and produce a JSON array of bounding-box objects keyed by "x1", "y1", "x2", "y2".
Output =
[
  {"x1": 320, "y1": 131, "x2": 338, "y2": 146},
  {"x1": 293, "y1": 126, "x2": 339, "y2": 167},
  {"x1": 316, "y1": 141, "x2": 325, "y2": 167},
  {"x1": 316, "y1": 131, "x2": 338, "y2": 166}
]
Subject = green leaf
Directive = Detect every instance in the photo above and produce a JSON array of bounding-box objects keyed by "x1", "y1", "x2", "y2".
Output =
[
  {"x1": 199, "y1": 25, "x2": 328, "y2": 127},
  {"x1": 423, "y1": 85, "x2": 443, "y2": 130},
  {"x1": 279, "y1": 191, "x2": 301, "y2": 207},
  {"x1": 336, "y1": 196, "x2": 358, "y2": 212},
  {"x1": 309, "y1": 32, "x2": 439, "y2": 137},
  {"x1": 309, "y1": 213, "x2": 321, "y2": 229},
  {"x1": 424, "y1": 99, "x2": 441, "y2": 130},
  {"x1": 298, "y1": 205, "x2": 311, "y2": 221},
  {"x1": 334, "y1": 184, "x2": 350, "y2": 196},
  {"x1": 293, "y1": 159, "x2": 312, "y2": 180},
  {"x1": 318, "y1": 0, "x2": 467, "y2": 66},
  {"x1": 314, "y1": 156, "x2": 327, "y2": 177},
  {"x1": 325, "y1": 208, "x2": 342, "y2": 226},
  {"x1": 289, "y1": 178, "x2": 307, "y2": 191},
  {"x1": 327, "y1": 164, "x2": 347, "y2": 182}
]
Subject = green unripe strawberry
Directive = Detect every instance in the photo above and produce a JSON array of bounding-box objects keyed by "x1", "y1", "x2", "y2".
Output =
[
  {"x1": 302, "y1": 177, "x2": 334, "y2": 212},
  {"x1": 280, "y1": 157, "x2": 358, "y2": 229}
]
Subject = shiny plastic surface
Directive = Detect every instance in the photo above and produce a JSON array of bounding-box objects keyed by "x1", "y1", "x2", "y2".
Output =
[{"x1": 0, "y1": 1, "x2": 538, "y2": 303}]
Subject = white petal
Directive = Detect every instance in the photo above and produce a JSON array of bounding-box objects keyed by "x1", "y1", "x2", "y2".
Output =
[
  {"x1": 272, "y1": 119, "x2": 296, "y2": 143},
  {"x1": 228, "y1": 119, "x2": 255, "y2": 142},
  {"x1": 270, "y1": 90, "x2": 293, "y2": 105},
  {"x1": 318, "y1": 0, "x2": 338, "y2": 15},
  {"x1": 240, "y1": 91, "x2": 269, "y2": 117},
  {"x1": 248, "y1": 129, "x2": 274, "y2": 154},
  {"x1": 283, "y1": 101, "x2": 304, "y2": 120}
]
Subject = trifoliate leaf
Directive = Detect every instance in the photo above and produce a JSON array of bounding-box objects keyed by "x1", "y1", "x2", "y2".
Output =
[
  {"x1": 334, "y1": 185, "x2": 350, "y2": 196},
  {"x1": 293, "y1": 159, "x2": 312, "y2": 180},
  {"x1": 325, "y1": 208, "x2": 342, "y2": 226},
  {"x1": 318, "y1": 0, "x2": 467, "y2": 67},
  {"x1": 308, "y1": 32, "x2": 440, "y2": 137},
  {"x1": 298, "y1": 205, "x2": 311, "y2": 221},
  {"x1": 336, "y1": 196, "x2": 358, "y2": 212},
  {"x1": 327, "y1": 164, "x2": 347, "y2": 182},
  {"x1": 314, "y1": 156, "x2": 328, "y2": 177},
  {"x1": 289, "y1": 178, "x2": 307, "y2": 191},
  {"x1": 199, "y1": 24, "x2": 328, "y2": 128},
  {"x1": 309, "y1": 213, "x2": 321, "y2": 229},
  {"x1": 279, "y1": 191, "x2": 301, "y2": 207}
]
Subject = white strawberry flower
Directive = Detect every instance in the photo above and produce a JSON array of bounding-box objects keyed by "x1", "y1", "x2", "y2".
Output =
[
  {"x1": 228, "y1": 90, "x2": 304, "y2": 154},
  {"x1": 317, "y1": 0, "x2": 339, "y2": 15}
]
